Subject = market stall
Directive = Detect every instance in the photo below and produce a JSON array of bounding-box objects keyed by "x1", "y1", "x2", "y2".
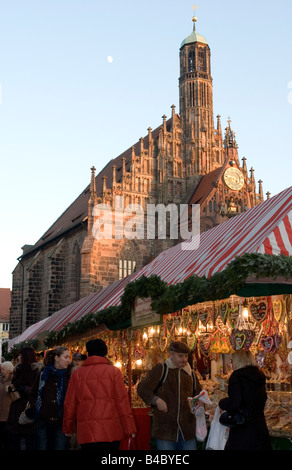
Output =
[{"x1": 7, "y1": 186, "x2": 292, "y2": 449}]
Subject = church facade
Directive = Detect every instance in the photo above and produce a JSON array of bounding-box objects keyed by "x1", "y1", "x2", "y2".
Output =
[{"x1": 10, "y1": 12, "x2": 264, "y2": 338}]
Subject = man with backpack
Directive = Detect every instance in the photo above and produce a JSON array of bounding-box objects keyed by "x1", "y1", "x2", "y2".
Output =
[{"x1": 137, "y1": 341, "x2": 201, "y2": 450}]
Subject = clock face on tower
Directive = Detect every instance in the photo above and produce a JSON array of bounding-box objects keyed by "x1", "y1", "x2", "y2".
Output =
[{"x1": 224, "y1": 167, "x2": 244, "y2": 190}]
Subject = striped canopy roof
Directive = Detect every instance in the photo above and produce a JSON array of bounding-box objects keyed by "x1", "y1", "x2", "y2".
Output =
[{"x1": 8, "y1": 186, "x2": 292, "y2": 348}]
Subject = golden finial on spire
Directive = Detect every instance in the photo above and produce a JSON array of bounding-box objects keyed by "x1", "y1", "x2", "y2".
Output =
[
  {"x1": 192, "y1": 5, "x2": 199, "y2": 31},
  {"x1": 192, "y1": 5, "x2": 198, "y2": 22}
]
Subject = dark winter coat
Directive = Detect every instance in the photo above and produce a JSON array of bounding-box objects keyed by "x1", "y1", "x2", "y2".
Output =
[
  {"x1": 6, "y1": 364, "x2": 40, "y2": 435},
  {"x1": 219, "y1": 365, "x2": 272, "y2": 450},
  {"x1": 137, "y1": 358, "x2": 202, "y2": 442}
]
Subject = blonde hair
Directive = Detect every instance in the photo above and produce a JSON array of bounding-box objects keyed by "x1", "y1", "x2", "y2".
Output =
[
  {"x1": 231, "y1": 350, "x2": 257, "y2": 371},
  {"x1": 1, "y1": 361, "x2": 14, "y2": 373}
]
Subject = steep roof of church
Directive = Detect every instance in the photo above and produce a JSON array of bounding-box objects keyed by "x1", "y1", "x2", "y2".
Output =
[
  {"x1": 21, "y1": 119, "x2": 171, "y2": 258},
  {"x1": 187, "y1": 166, "x2": 223, "y2": 205}
]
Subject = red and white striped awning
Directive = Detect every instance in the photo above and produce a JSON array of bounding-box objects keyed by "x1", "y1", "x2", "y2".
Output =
[
  {"x1": 8, "y1": 275, "x2": 134, "y2": 349},
  {"x1": 9, "y1": 186, "x2": 292, "y2": 348},
  {"x1": 101, "y1": 186, "x2": 292, "y2": 309}
]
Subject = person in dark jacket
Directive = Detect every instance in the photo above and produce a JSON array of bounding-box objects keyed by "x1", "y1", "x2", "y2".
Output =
[
  {"x1": 30, "y1": 346, "x2": 71, "y2": 450},
  {"x1": 6, "y1": 347, "x2": 40, "y2": 450},
  {"x1": 137, "y1": 341, "x2": 202, "y2": 450},
  {"x1": 219, "y1": 349, "x2": 272, "y2": 451}
]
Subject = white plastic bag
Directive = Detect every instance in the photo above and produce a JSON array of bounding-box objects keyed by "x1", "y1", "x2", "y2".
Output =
[
  {"x1": 195, "y1": 404, "x2": 208, "y2": 442},
  {"x1": 206, "y1": 406, "x2": 229, "y2": 450},
  {"x1": 189, "y1": 389, "x2": 213, "y2": 443}
]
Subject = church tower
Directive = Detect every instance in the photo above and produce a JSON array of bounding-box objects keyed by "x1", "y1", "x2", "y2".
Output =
[{"x1": 179, "y1": 7, "x2": 221, "y2": 191}]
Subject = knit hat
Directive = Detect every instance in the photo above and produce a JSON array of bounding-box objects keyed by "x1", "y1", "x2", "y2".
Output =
[
  {"x1": 86, "y1": 339, "x2": 108, "y2": 357},
  {"x1": 72, "y1": 352, "x2": 82, "y2": 360},
  {"x1": 169, "y1": 341, "x2": 190, "y2": 355}
]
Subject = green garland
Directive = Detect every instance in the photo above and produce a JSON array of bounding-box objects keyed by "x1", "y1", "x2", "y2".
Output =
[
  {"x1": 4, "y1": 339, "x2": 39, "y2": 360},
  {"x1": 11, "y1": 253, "x2": 292, "y2": 350}
]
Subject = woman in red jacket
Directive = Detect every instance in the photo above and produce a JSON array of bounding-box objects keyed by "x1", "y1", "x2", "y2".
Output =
[{"x1": 63, "y1": 339, "x2": 136, "y2": 451}]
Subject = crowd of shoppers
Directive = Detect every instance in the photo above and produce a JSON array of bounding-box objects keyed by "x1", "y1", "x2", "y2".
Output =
[{"x1": 0, "y1": 340, "x2": 272, "y2": 451}]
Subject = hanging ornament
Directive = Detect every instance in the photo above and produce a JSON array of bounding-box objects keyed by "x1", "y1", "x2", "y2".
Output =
[
  {"x1": 165, "y1": 317, "x2": 174, "y2": 335},
  {"x1": 273, "y1": 300, "x2": 282, "y2": 322},
  {"x1": 190, "y1": 311, "x2": 199, "y2": 331},
  {"x1": 260, "y1": 336, "x2": 274, "y2": 353},
  {"x1": 250, "y1": 301, "x2": 267, "y2": 323},
  {"x1": 199, "y1": 309, "x2": 209, "y2": 327},
  {"x1": 220, "y1": 302, "x2": 229, "y2": 323},
  {"x1": 214, "y1": 304, "x2": 220, "y2": 322},
  {"x1": 174, "y1": 315, "x2": 182, "y2": 333},
  {"x1": 182, "y1": 309, "x2": 190, "y2": 328},
  {"x1": 210, "y1": 336, "x2": 221, "y2": 354},
  {"x1": 277, "y1": 344, "x2": 288, "y2": 363},
  {"x1": 220, "y1": 337, "x2": 231, "y2": 354},
  {"x1": 199, "y1": 334, "x2": 211, "y2": 356},
  {"x1": 187, "y1": 333, "x2": 197, "y2": 351},
  {"x1": 273, "y1": 333, "x2": 282, "y2": 350},
  {"x1": 244, "y1": 329, "x2": 255, "y2": 351},
  {"x1": 228, "y1": 305, "x2": 239, "y2": 329},
  {"x1": 159, "y1": 335, "x2": 168, "y2": 352}
]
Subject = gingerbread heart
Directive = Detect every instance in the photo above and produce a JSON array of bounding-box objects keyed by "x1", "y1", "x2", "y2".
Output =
[
  {"x1": 159, "y1": 335, "x2": 168, "y2": 352},
  {"x1": 250, "y1": 302, "x2": 267, "y2": 323},
  {"x1": 220, "y1": 302, "x2": 229, "y2": 323},
  {"x1": 273, "y1": 300, "x2": 282, "y2": 322},
  {"x1": 278, "y1": 345, "x2": 288, "y2": 363},
  {"x1": 261, "y1": 336, "x2": 274, "y2": 352},
  {"x1": 174, "y1": 316, "x2": 182, "y2": 331},
  {"x1": 187, "y1": 333, "x2": 196, "y2": 351},
  {"x1": 199, "y1": 310, "x2": 209, "y2": 326},
  {"x1": 228, "y1": 306, "x2": 239, "y2": 329},
  {"x1": 199, "y1": 334, "x2": 211, "y2": 356},
  {"x1": 182, "y1": 310, "x2": 189, "y2": 328},
  {"x1": 244, "y1": 330, "x2": 255, "y2": 351},
  {"x1": 190, "y1": 312, "x2": 199, "y2": 331},
  {"x1": 165, "y1": 318, "x2": 174, "y2": 334},
  {"x1": 229, "y1": 332, "x2": 236, "y2": 350},
  {"x1": 274, "y1": 333, "x2": 282, "y2": 350},
  {"x1": 235, "y1": 333, "x2": 246, "y2": 350}
]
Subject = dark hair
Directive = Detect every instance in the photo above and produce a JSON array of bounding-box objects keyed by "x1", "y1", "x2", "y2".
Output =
[
  {"x1": 44, "y1": 346, "x2": 69, "y2": 366},
  {"x1": 86, "y1": 339, "x2": 107, "y2": 357},
  {"x1": 19, "y1": 347, "x2": 37, "y2": 366}
]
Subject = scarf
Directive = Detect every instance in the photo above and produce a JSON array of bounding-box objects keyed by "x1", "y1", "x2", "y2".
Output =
[
  {"x1": 166, "y1": 357, "x2": 192, "y2": 376},
  {"x1": 35, "y1": 363, "x2": 67, "y2": 420}
]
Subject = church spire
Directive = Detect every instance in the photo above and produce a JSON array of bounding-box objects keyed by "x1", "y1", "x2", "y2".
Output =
[{"x1": 192, "y1": 4, "x2": 198, "y2": 31}]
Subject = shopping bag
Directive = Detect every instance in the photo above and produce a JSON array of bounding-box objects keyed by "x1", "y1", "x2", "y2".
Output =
[
  {"x1": 195, "y1": 405, "x2": 208, "y2": 442},
  {"x1": 206, "y1": 406, "x2": 229, "y2": 450}
]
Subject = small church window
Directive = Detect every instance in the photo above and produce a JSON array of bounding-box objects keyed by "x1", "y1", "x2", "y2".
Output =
[{"x1": 119, "y1": 259, "x2": 136, "y2": 280}]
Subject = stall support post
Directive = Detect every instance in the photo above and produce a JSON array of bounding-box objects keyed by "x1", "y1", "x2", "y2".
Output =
[{"x1": 128, "y1": 337, "x2": 132, "y2": 406}]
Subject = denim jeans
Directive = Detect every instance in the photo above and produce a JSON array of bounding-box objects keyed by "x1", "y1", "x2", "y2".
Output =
[
  {"x1": 36, "y1": 420, "x2": 70, "y2": 450},
  {"x1": 156, "y1": 430, "x2": 197, "y2": 451}
]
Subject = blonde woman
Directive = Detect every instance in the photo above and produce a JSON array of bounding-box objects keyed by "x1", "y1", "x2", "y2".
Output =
[
  {"x1": 0, "y1": 361, "x2": 14, "y2": 449},
  {"x1": 219, "y1": 350, "x2": 271, "y2": 450}
]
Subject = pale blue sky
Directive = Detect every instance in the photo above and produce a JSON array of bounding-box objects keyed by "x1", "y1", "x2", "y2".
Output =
[{"x1": 1, "y1": 0, "x2": 292, "y2": 288}]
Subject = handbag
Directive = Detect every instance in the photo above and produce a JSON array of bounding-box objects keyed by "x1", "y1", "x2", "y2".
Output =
[
  {"x1": 206, "y1": 407, "x2": 229, "y2": 450},
  {"x1": 8, "y1": 385, "x2": 21, "y2": 402},
  {"x1": 18, "y1": 402, "x2": 34, "y2": 425},
  {"x1": 219, "y1": 409, "x2": 247, "y2": 427}
]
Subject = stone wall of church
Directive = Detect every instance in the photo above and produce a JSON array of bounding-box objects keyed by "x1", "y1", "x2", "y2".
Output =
[{"x1": 9, "y1": 227, "x2": 87, "y2": 338}]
